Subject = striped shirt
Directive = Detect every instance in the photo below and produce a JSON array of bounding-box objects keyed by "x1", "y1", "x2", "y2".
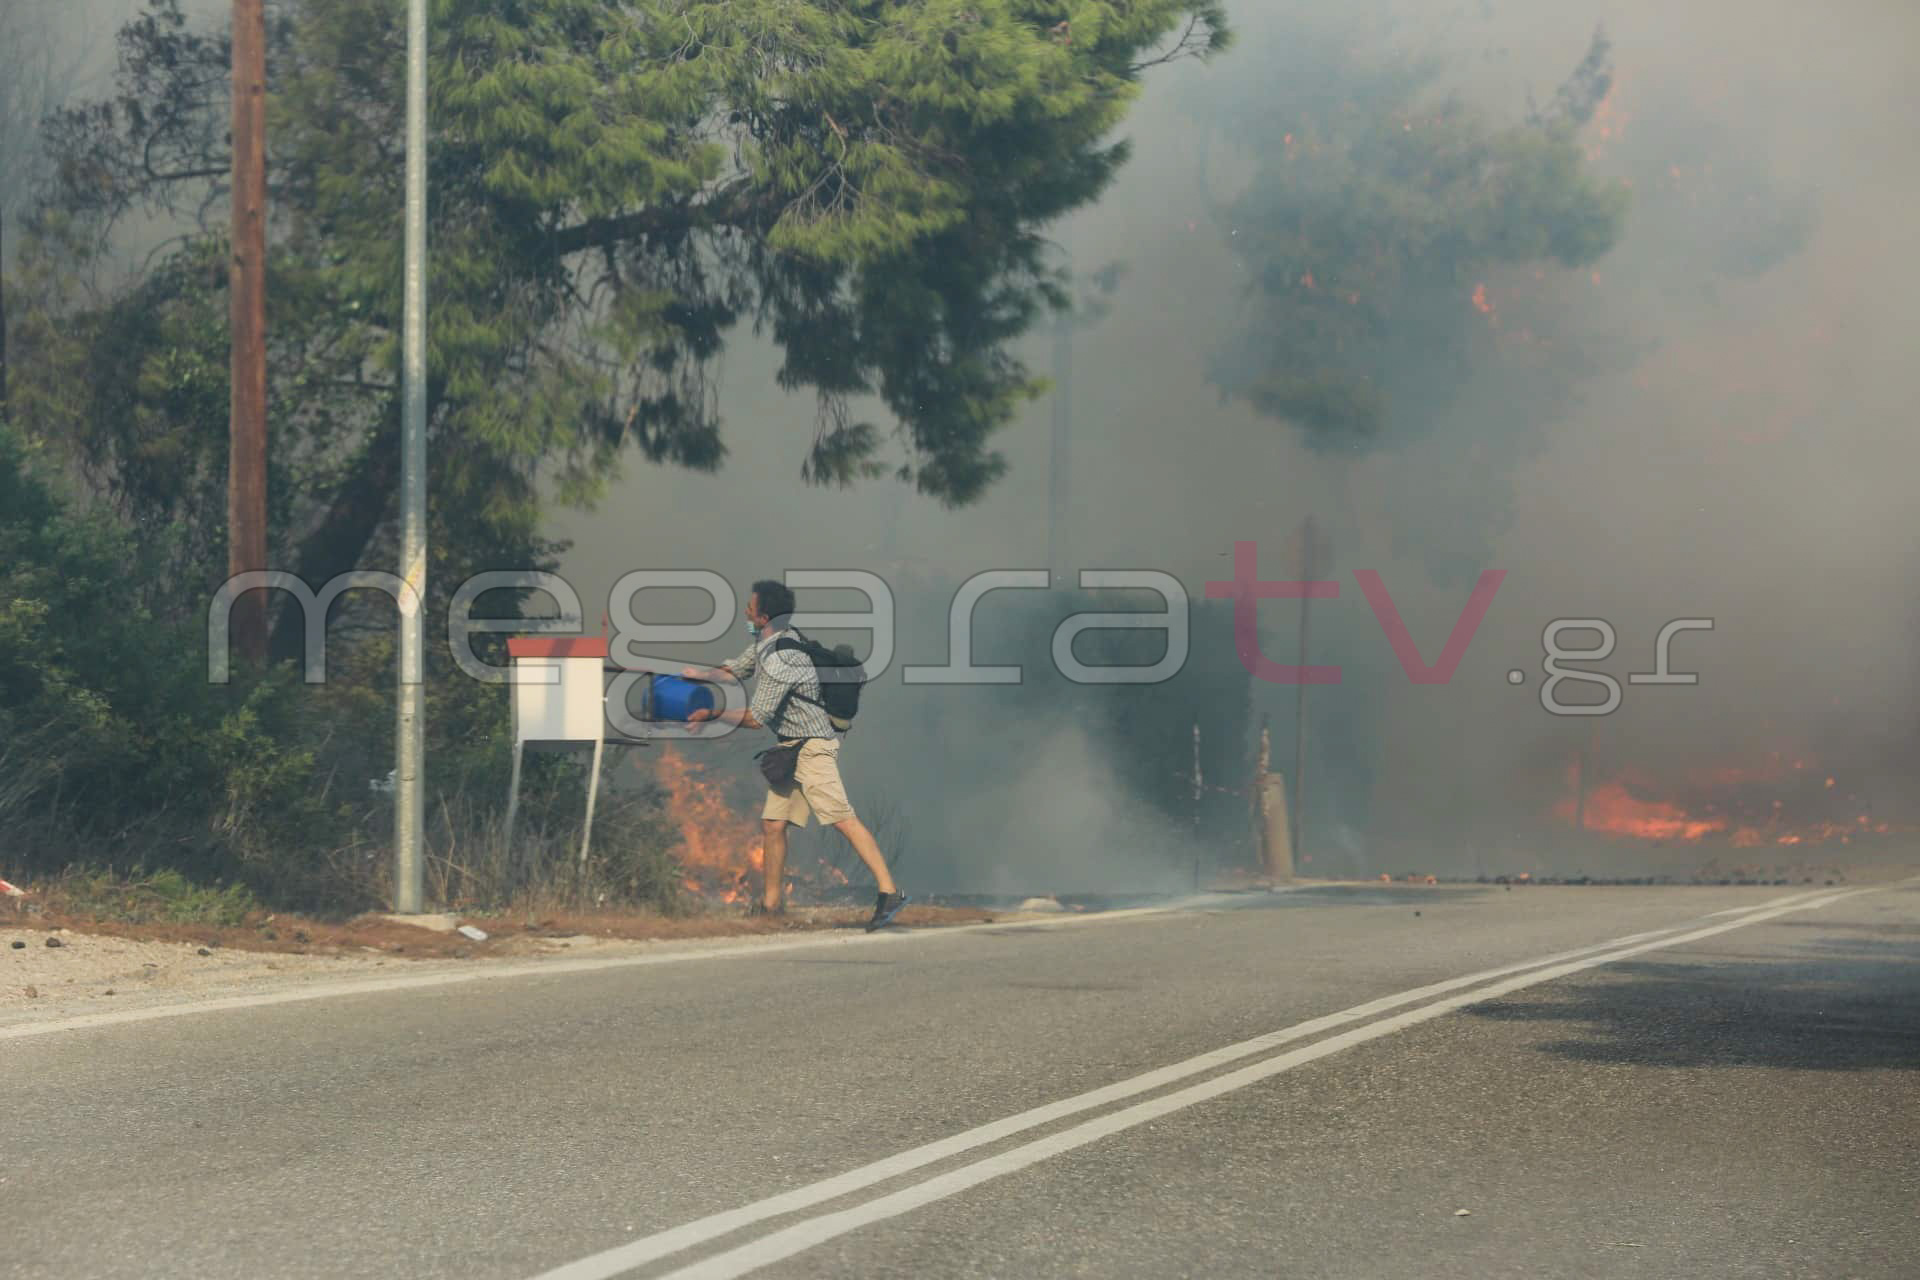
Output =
[{"x1": 721, "y1": 625, "x2": 840, "y2": 740}]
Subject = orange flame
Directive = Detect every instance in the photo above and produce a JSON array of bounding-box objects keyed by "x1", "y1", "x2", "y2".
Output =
[
  {"x1": 1560, "y1": 756, "x2": 1905, "y2": 848},
  {"x1": 655, "y1": 747, "x2": 764, "y2": 902},
  {"x1": 1562, "y1": 778, "x2": 1726, "y2": 841}
]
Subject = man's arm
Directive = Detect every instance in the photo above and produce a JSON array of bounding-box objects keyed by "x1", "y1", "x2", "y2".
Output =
[
  {"x1": 683, "y1": 638, "x2": 759, "y2": 682},
  {"x1": 685, "y1": 643, "x2": 769, "y2": 731},
  {"x1": 679, "y1": 641, "x2": 755, "y2": 731},
  {"x1": 685, "y1": 640, "x2": 799, "y2": 733},
  {"x1": 687, "y1": 702, "x2": 761, "y2": 730}
]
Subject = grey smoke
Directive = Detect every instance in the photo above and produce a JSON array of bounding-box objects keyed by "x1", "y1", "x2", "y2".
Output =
[
  {"x1": 17, "y1": 0, "x2": 1916, "y2": 884},
  {"x1": 559, "y1": 0, "x2": 1920, "y2": 882}
]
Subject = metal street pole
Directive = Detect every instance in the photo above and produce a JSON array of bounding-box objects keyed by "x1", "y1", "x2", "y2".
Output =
[{"x1": 393, "y1": 0, "x2": 429, "y2": 913}]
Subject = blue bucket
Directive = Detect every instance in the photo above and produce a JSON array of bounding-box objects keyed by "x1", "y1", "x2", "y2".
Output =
[{"x1": 650, "y1": 674, "x2": 717, "y2": 721}]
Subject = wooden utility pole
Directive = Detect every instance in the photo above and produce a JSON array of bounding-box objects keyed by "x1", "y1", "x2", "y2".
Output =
[{"x1": 228, "y1": 0, "x2": 269, "y2": 666}]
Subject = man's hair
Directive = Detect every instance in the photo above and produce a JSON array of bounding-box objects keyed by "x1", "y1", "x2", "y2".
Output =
[{"x1": 751, "y1": 578, "x2": 796, "y2": 621}]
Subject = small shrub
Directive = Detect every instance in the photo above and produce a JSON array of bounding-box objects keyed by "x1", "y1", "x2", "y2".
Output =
[{"x1": 46, "y1": 868, "x2": 262, "y2": 926}]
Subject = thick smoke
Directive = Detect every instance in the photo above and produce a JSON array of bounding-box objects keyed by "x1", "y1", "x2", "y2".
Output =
[
  {"x1": 23, "y1": 1, "x2": 1912, "y2": 888},
  {"x1": 564, "y1": 0, "x2": 1904, "y2": 886},
  {"x1": 551, "y1": 0, "x2": 1920, "y2": 885}
]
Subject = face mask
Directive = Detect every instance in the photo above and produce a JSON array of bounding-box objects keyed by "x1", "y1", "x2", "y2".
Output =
[{"x1": 745, "y1": 619, "x2": 760, "y2": 639}]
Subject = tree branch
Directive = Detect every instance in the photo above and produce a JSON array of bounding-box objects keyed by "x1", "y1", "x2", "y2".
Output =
[
  {"x1": 547, "y1": 186, "x2": 763, "y2": 257},
  {"x1": 1128, "y1": 13, "x2": 1217, "y2": 72}
]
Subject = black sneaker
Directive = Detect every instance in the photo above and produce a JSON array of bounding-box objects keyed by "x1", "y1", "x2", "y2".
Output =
[{"x1": 865, "y1": 890, "x2": 909, "y2": 932}]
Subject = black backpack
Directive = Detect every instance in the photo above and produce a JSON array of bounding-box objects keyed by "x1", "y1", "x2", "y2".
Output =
[{"x1": 770, "y1": 629, "x2": 867, "y2": 733}]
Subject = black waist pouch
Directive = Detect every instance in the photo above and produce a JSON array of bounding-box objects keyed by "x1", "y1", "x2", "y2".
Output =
[{"x1": 755, "y1": 740, "x2": 805, "y2": 787}]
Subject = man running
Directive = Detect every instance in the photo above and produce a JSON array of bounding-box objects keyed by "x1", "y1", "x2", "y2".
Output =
[{"x1": 684, "y1": 579, "x2": 909, "y2": 931}]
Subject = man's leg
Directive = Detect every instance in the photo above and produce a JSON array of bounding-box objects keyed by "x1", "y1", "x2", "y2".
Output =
[
  {"x1": 760, "y1": 818, "x2": 790, "y2": 911},
  {"x1": 829, "y1": 816, "x2": 896, "y2": 896},
  {"x1": 759, "y1": 780, "x2": 810, "y2": 912},
  {"x1": 795, "y1": 741, "x2": 905, "y2": 929}
]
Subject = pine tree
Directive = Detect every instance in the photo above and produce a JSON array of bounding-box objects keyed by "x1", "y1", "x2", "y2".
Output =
[
  {"x1": 27, "y1": 0, "x2": 1229, "y2": 663},
  {"x1": 1202, "y1": 20, "x2": 1627, "y2": 451}
]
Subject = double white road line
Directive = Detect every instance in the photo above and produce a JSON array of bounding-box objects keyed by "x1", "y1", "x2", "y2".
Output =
[{"x1": 533, "y1": 885, "x2": 1882, "y2": 1280}]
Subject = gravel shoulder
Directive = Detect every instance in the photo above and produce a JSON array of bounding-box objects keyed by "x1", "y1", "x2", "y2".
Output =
[{"x1": 0, "y1": 899, "x2": 1032, "y2": 1030}]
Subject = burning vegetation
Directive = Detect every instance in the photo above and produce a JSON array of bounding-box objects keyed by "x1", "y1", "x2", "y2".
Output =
[
  {"x1": 1558, "y1": 753, "x2": 1896, "y2": 848},
  {"x1": 654, "y1": 747, "x2": 764, "y2": 905},
  {"x1": 653, "y1": 748, "x2": 852, "y2": 907}
]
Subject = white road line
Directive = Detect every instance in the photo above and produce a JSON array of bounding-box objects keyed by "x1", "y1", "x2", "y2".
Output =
[
  {"x1": 0, "y1": 902, "x2": 1208, "y2": 1042},
  {"x1": 644, "y1": 887, "x2": 1871, "y2": 1280},
  {"x1": 525, "y1": 889, "x2": 1838, "y2": 1280}
]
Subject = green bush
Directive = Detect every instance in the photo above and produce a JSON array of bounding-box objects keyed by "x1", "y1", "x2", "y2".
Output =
[{"x1": 0, "y1": 423, "x2": 683, "y2": 915}]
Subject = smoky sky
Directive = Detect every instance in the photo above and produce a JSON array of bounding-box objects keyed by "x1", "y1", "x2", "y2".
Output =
[{"x1": 555, "y1": 0, "x2": 1920, "y2": 872}]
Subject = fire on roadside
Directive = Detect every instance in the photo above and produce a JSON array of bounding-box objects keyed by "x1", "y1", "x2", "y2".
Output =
[
  {"x1": 652, "y1": 748, "x2": 857, "y2": 905},
  {"x1": 654, "y1": 747, "x2": 762, "y2": 905},
  {"x1": 1556, "y1": 754, "x2": 1897, "y2": 848}
]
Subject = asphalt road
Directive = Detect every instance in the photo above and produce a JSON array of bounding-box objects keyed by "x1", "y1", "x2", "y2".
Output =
[{"x1": 7, "y1": 880, "x2": 1918, "y2": 1279}]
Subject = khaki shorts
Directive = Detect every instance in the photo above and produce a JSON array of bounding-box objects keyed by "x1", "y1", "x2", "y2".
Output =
[{"x1": 762, "y1": 738, "x2": 856, "y2": 827}]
